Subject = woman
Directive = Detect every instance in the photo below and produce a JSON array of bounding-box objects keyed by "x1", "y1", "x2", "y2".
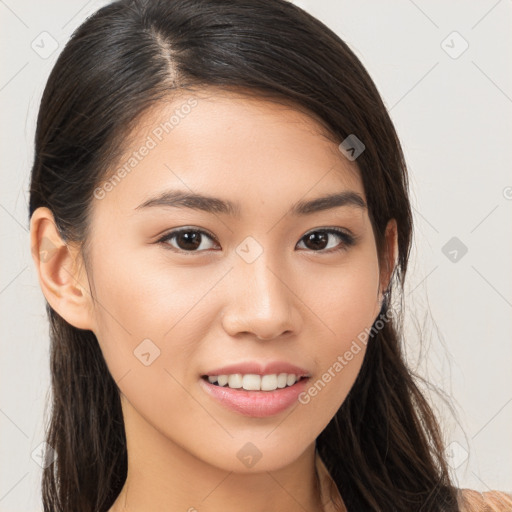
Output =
[{"x1": 28, "y1": 0, "x2": 511, "y2": 510}]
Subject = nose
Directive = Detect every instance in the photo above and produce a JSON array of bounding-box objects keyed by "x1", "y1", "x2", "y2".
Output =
[{"x1": 221, "y1": 255, "x2": 300, "y2": 341}]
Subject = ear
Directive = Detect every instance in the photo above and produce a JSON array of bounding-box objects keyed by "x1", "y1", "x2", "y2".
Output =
[
  {"x1": 379, "y1": 218, "x2": 398, "y2": 299},
  {"x1": 30, "y1": 207, "x2": 97, "y2": 331}
]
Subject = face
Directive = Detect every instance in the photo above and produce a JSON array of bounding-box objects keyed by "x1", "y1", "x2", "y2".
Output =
[{"x1": 80, "y1": 89, "x2": 392, "y2": 472}]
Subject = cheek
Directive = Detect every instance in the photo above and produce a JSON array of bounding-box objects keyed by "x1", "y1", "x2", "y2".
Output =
[
  {"x1": 88, "y1": 250, "x2": 209, "y2": 438},
  {"x1": 306, "y1": 246, "x2": 381, "y2": 346},
  {"x1": 88, "y1": 244, "x2": 211, "y2": 385},
  {"x1": 294, "y1": 251, "x2": 380, "y2": 426}
]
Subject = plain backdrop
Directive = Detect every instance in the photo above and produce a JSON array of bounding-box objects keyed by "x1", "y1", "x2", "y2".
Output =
[{"x1": 1, "y1": 0, "x2": 511, "y2": 510}]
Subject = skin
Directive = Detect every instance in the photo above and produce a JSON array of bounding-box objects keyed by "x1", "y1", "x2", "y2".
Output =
[{"x1": 30, "y1": 88, "x2": 397, "y2": 512}]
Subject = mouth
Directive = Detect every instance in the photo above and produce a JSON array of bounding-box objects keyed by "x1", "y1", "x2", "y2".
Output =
[
  {"x1": 199, "y1": 373, "x2": 311, "y2": 417},
  {"x1": 200, "y1": 373, "x2": 310, "y2": 392}
]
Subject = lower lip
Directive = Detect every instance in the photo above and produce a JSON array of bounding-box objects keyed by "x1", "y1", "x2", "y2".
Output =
[{"x1": 199, "y1": 376, "x2": 310, "y2": 418}]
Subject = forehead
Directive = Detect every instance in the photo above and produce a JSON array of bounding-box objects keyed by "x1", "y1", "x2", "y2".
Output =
[{"x1": 95, "y1": 88, "x2": 366, "y2": 217}]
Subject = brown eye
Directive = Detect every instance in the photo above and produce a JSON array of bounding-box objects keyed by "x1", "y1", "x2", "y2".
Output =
[
  {"x1": 297, "y1": 228, "x2": 355, "y2": 253},
  {"x1": 158, "y1": 228, "x2": 218, "y2": 253},
  {"x1": 157, "y1": 227, "x2": 355, "y2": 255}
]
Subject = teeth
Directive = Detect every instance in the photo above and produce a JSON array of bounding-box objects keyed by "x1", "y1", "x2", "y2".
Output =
[
  {"x1": 217, "y1": 375, "x2": 228, "y2": 386},
  {"x1": 243, "y1": 374, "x2": 260, "y2": 390},
  {"x1": 286, "y1": 373, "x2": 297, "y2": 386},
  {"x1": 206, "y1": 373, "x2": 303, "y2": 391},
  {"x1": 261, "y1": 374, "x2": 277, "y2": 390},
  {"x1": 276, "y1": 373, "x2": 287, "y2": 388},
  {"x1": 228, "y1": 374, "x2": 243, "y2": 388}
]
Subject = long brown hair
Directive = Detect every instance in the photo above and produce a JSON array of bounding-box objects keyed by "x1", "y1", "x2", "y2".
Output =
[{"x1": 28, "y1": 0, "x2": 460, "y2": 510}]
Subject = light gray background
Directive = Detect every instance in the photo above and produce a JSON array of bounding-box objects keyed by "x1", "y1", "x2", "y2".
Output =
[{"x1": 1, "y1": 0, "x2": 511, "y2": 510}]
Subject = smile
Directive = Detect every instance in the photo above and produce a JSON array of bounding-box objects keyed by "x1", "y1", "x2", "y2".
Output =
[{"x1": 202, "y1": 373, "x2": 307, "y2": 391}]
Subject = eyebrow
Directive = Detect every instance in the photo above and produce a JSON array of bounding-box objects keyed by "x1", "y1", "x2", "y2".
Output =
[{"x1": 135, "y1": 189, "x2": 367, "y2": 217}]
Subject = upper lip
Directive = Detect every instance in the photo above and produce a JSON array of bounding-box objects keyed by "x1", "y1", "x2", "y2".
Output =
[{"x1": 202, "y1": 361, "x2": 311, "y2": 378}]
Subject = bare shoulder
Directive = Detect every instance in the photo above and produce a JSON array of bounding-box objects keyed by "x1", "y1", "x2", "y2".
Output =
[{"x1": 456, "y1": 488, "x2": 512, "y2": 511}]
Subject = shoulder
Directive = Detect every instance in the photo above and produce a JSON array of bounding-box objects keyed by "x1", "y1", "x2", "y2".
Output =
[{"x1": 456, "y1": 488, "x2": 512, "y2": 511}]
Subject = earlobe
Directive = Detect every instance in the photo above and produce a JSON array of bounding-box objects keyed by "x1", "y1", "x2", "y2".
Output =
[{"x1": 29, "y1": 207, "x2": 96, "y2": 331}]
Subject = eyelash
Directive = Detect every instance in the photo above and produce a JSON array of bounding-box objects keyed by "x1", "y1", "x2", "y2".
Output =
[{"x1": 156, "y1": 227, "x2": 356, "y2": 255}]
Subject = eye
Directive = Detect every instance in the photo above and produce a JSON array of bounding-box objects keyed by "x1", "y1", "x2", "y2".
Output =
[
  {"x1": 296, "y1": 228, "x2": 355, "y2": 254},
  {"x1": 157, "y1": 228, "x2": 219, "y2": 254},
  {"x1": 156, "y1": 227, "x2": 356, "y2": 255}
]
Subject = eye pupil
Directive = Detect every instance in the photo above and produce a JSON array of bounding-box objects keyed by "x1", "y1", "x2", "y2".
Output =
[
  {"x1": 177, "y1": 231, "x2": 201, "y2": 250},
  {"x1": 305, "y1": 232, "x2": 328, "y2": 250}
]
